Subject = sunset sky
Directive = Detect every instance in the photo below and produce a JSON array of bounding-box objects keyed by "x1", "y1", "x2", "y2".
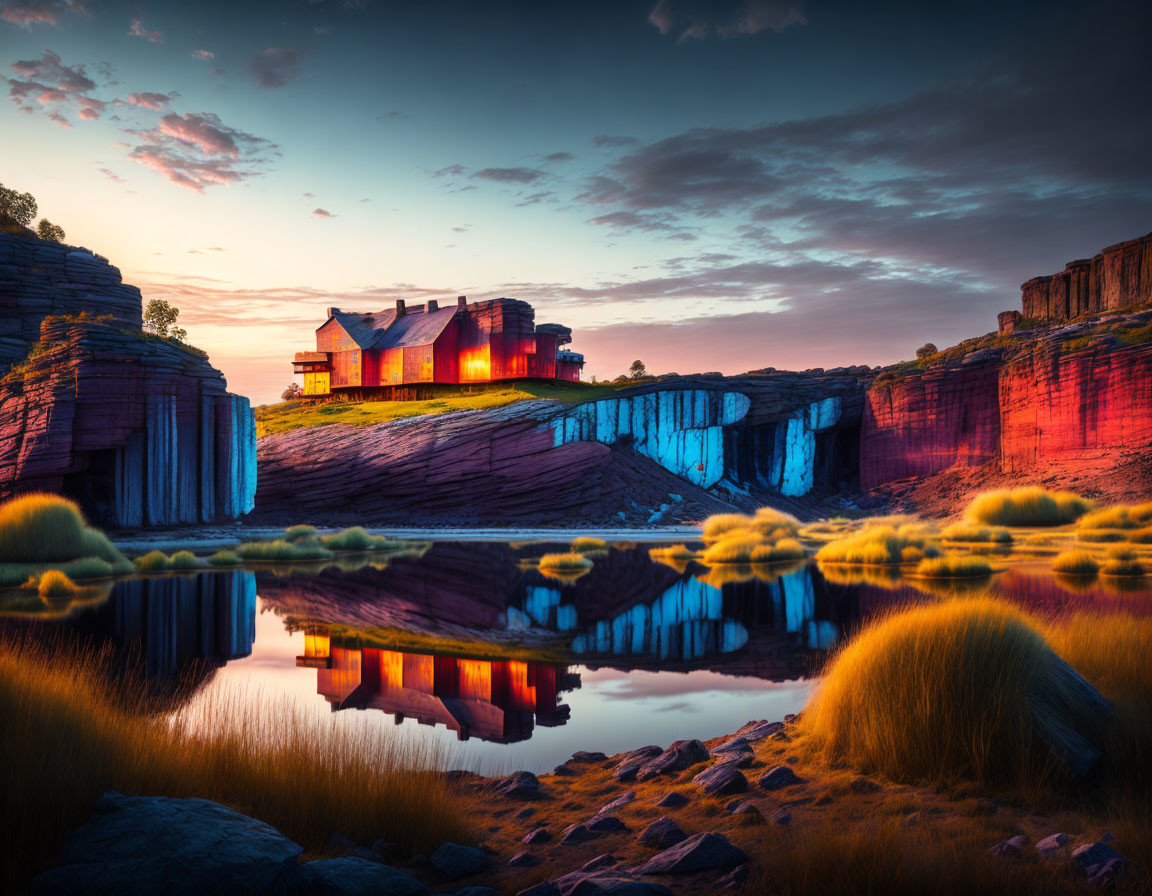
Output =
[{"x1": 2, "y1": 0, "x2": 1149, "y2": 405}]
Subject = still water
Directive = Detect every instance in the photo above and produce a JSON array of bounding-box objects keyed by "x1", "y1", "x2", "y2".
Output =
[{"x1": 17, "y1": 540, "x2": 1151, "y2": 773}]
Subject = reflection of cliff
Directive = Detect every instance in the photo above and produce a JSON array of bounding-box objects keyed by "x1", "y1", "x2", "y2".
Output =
[{"x1": 298, "y1": 635, "x2": 575, "y2": 744}]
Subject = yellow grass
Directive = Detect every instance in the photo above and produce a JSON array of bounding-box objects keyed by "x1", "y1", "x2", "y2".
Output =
[
  {"x1": 0, "y1": 635, "x2": 473, "y2": 888},
  {"x1": 815, "y1": 524, "x2": 941, "y2": 566},
  {"x1": 750, "y1": 537, "x2": 806, "y2": 563},
  {"x1": 536, "y1": 552, "x2": 594, "y2": 571},
  {"x1": 1051, "y1": 550, "x2": 1100, "y2": 576},
  {"x1": 798, "y1": 599, "x2": 1100, "y2": 791},
  {"x1": 1100, "y1": 546, "x2": 1146, "y2": 577},
  {"x1": 941, "y1": 522, "x2": 1013, "y2": 544},
  {"x1": 701, "y1": 513, "x2": 755, "y2": 544},
  {"x1": 965, "y1": 486, "x2": 1091, "y2": 527},
  {"x1": 913, "y1": 554, "x2": 993, "y2": 578},
  {"x1": 570, "y1": 536, "x2": 608, "y2": 554},
  {"x1": 36, "y1": 569, "x2": 78, "y2": 597},
  {"x1": 1077, "y1": 502, "x2": 1152, "y2": 531},
  {"x1": 701, "y1": 533, "x2": 764, "y2": 564}
]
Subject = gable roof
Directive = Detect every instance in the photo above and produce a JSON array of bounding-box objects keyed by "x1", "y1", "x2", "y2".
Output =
[{"x1": 373, "y1": 305, "x2": 458, "y2": 349}]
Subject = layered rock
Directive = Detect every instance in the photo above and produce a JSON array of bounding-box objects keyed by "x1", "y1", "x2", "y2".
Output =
[
  {"x1": 1020, "y1": 231, "x2": 1152, "y2": 323},
  {"x1": 0, "y1": 232, "x2": 255, "y2": 526}
]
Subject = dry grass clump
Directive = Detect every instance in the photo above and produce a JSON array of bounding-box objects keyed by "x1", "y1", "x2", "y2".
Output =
[
  {"x1": 36, "y1": 569, "x2": 78, "y2": 597},
  {"x1": 965, "y1": 486, "x2": 1090, "y2": 527},
  {"x1": 749, "y1": 507, "x2": 801, "y2": 539},
  {"x1": 236, "y1": 539, "x2": 336, "y2": 563},
  {"x1": 132, "y1": 550, "x2": 204, "y2": 573},
  {"x1": 570, "y1": 536, "x2": 608, "y2": 554},
  {"x1": 1076, "y1": 528, "x2": 1129, "y2": 543},
  {"x1": 702, "y1": 513, "x2": 756, "y2": 544},
  {"x1": 132, "y1": 550, "x2": 173, "y2": 572},
  {"x1": 798, "y1": 599, "x2": 1105, "y2": 791},
  {"x1": 1051, "y1": 550, "x2": 1100, "y2": 576},
  {"x1": 912, "y1": 555, "x2": 993, "y2": 579},
  {"x1": 208, "y1": 549, "x2": 240, "y2": 567},
  {"x1": 701, "y1": 534, "x2": 763, "y2": 565},
  {"x1": 1100, "y1": 546, "x2": 1146, "y2": 577},
  {"x1": 283, "y1": 524, "x2": 319, "y2": 542},
  {"x1": 536, "y1": 552, "x2": 594, "y2": 571},
  {"x1": 815, "y1": 524, "x2": 941, "y2": 566},
  {"x1": 941, "y1": 523, "x2": 1013, "y2": 544},
  {"x1": 0, "y1": 635, "x2": 474, "y2": 889},
  {"x1": 751, "y1": 537, "x2": 806, "y2": 563},
  {"x1": 648, "y1": 543, "x2": 696, "y2": 563},
  {"x1": 698, "y1": 508, "x2": 803, "y2": 565},
  {"x1": 1077, "y1": 502, "x2": 1152, "y2": 531}
]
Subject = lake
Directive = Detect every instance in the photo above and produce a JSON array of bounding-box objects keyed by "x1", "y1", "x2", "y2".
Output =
[{"x1": 12, "y1": 538, "x2": 1150, "y2": 773}]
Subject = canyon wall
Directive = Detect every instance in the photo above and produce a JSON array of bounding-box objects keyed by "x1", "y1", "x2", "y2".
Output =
[
  {"x1": 1020, "y1": 231, "x2": 1152, "y2": 323},
  {"x1": 0, "y1": 232, "x2": 256, "y2": 526}
]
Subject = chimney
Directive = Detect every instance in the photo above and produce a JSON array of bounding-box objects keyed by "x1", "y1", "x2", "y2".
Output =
[
  {"x1": 326, "y1": 307, "x2": 340, "y2": 318},
  {"x1": 427, "y1": 299, "x2": 439, "y2": 312},
  {"x1": 395, "y1": 299, "x2": 406, "y2": 317},
  {"x1": 458, "y1": 295, "x2": 467, "y2": 308}
]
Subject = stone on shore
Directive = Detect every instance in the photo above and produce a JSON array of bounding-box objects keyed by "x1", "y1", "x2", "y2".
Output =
[
  {"x1": 430, "y1": 842, "x2": 486, "y2": 879},
  {"x1": 298, "y1": 857, "x2": 427, "y2": 895},
  {"x1": 635, "y1": 740, "x2": 710, "y2": 781},
  {"x1": 613, "y1": 747, "x2": 663, "y2": 781},
  {"x1": 637, "y1": 817, "x2": 687, "y2": 850},
  {"x1": 655, "y1": 792, "x2": 689, "y2": 809},
  {"x1": 987, "y1": 835, "x2": 1026, "y2": 859},
  {"x1": 496, "y1": 771, "x2": 542, "y2": 799},
  {"x1": 692, "y1": 763, "x2": 748, "y2": 796},
  {"x1": 758, "y1": 765, "x2": 803, "y2": 790},
  {"x1": 637, "y1": 832, "x2": 748, "y2": 875}
]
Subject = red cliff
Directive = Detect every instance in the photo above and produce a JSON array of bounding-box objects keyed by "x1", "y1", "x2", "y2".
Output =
[{"x1": 1020, "y1": 232, "x2": 1152, "y2": 323}]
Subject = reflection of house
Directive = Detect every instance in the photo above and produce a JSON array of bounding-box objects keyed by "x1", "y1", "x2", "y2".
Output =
[
  {"x1": 292, "y1": 296, "x2": 584, "y2": 396},
  {"x1": 297, "y1": 635, "x2": 575, "y2": 744}
]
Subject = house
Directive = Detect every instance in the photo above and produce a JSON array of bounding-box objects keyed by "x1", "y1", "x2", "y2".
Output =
[{"x1": 292, "y1": 295, "x2": 584, "y2": 397}]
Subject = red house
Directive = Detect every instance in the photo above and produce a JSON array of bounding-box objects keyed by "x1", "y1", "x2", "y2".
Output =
[{"x1": 292, "y1": 295, "x2": 584, "y2": 397}]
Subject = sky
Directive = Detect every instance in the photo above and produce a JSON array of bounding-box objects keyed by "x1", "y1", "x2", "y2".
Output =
[{"x1": 1, "y1": 0, "x2": 1150, "y2": 405}]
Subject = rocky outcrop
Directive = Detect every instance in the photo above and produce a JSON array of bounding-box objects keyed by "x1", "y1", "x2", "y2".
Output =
[
  {"x1": 1020, "y1": 231, "x2": 1152, "y2": 324},
  {"x1": 0, "y1": 232, "x2": 255, "y2": 526}
]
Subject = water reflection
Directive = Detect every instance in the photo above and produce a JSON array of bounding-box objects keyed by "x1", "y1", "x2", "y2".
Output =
[{"x1": 8, "y1": 541, "x2": 1151, "y2": 767}]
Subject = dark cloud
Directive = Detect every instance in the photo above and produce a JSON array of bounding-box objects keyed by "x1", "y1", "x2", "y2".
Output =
[
  {"x1": 648, "y1": 0, "x2": 806, "y2": 42},
  {"x1": 128, "y1": 15, "x2": 162, "y2": 43},
  {"x1": 127, "y1": 111, "x2": 278, "y2": 191},
  {"x1": 592, "y1": 134, "x2": 638, "y2": 150},
  {"x1": 0, "y1": 0, "x2": 88, "y2": 27},
  {"x1": 587, "y1": 210, "x2": 681, "y2": 232},
  {"x1": 543, "y1": 151, "x2": 574, "y2": 164},
  {"x1": 471, "y1": 167, "x2": 546, "y2": 184},
  {"x1": 248, "y1": 47, "x2": 302, "y2": 88},
  {"x1": 431, "y1": 164, "x2": 465, "y2": 179}
]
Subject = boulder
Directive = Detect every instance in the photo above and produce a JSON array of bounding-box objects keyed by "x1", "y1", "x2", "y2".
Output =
[
  {"x1": 987, "y1": 836, "x2": 1026, "y2": 859},
  {"x1": 758, "y1": 766, "x2": 802, "y2": 790},
  {"x1": 553, "y1": 872, "x2": 673, "y2": 896},
  {"x1": 581, "y1": 855, "x2": 618, "y2": 872},
  {"x1": 636, "y1": 741, "x2": 710, "y2": 781},
  {"x1": 596, "y1": 791, "x2": 636, "y2": 816},
  {"x1": 1072, "y1": 841, "x2": 1128, "y2": 884},
  {"x1": 430, "y1": 842, "x2": 486, "y2": 879},
  {"x1": 1036, "y1": 832, "x2": 1072, "y2": 860},
  {"x1": 496, "y1": 771, "x2": 542, "y2": 800},
  {"x1": 30, "y1": 792, "x2": 302, "y2": 896},
  {"x1": 613, "y1": 747, "x2": 663, "y2": 781},
  {"x1": 637, "y1": 832, "x2": 748, "y2": 875},
  {"x1": 692, "y1": 763, "x2": 748, "y2": 796},
  {"x1": 586, "y1": 815, "x2": 629, "y2": 834},
  {"x1": 736, "y1": 720, "x2": 784, "y2": 742},
  {"x1": 571, "y1": 751, "x2": 609, "y2": 764},
  {"x1": 655, "y1": 792, "x2": 689, "y2": 809},
  {"x1": 509, "y1": 852, "x2": 540, "y2": 867},
  {"x1": 524, "y1": 827, "x2": 552, "y2": 845},
  {"x1": 637, "y1": 817, "x2": 686, "y2": 850},
  {"x1": 297, "y1": 857, "x2": 426, "y2": 895}
]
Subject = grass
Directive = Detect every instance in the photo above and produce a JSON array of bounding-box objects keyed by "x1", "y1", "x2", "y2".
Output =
[
  {"x1": 208, "y1": 549, "x2": 240, "y2": 567},
  {"x1": 132, "y1": 550, "x2": 204, "y2": 572},
  {"x1": 1100, "y1": 547, "x2": 1146, "y2": 577},
  {"x1": 236, "y1": 540, "x2": 336, "y2": 563},
  {"x1": 284, "y1": 524, "x2": 318, "y2": 542},
  {"x1": 536, "y1": 552, "x2": 594, "y2": 571},
  {"x1": 797, "y1": 599, "x2": 1110, "y2": 792},
  {"x1": 647, "y1": 543, "x2": 696, "y2": 563},
  {"x1": 1077, "y1": 502, "x2": 1152, "y2": 531},
  {"x1": 59, "y1": 557, "x2": 115, "y2": 580},
  {"x1": 815, "y1": 524, "x2": 941, "y2": 566},
  {"x1": 570, "y1": 536, "x2": 607, "y2": 554},
  {"x1": 965, "y1": 486, "x2": 1091, "y2": 527},
  {"x1": 132, "y1": 550, "x2": 173, "y2": 572},
  {"x1": 1051, "y1": 550, "x2": 1100, "y2": 576},
  {"x1": 702, "y1": 513, "x2": 757, "y2": 544},
  {"x1": 0, "y1": 634, "x2": 474, "y2": 890},
  {"x1": 168, "y1": 550, "x2": 203, "y2": 571},
  {"x1": 941, "y1": 523, "x2": 1013, "y2": 544},
  {"x1": 255, "y1": 381, "x2": 629, "y2": 438},
  {"x1": 36, "y1": 570, "x2": 78, "y2": 597},
  {"x1": 751, "y1": 537, "x2": 806, "y2": 563},
  {"x1": 912, "y1": 555, "x2": 993, "y2": 578}
]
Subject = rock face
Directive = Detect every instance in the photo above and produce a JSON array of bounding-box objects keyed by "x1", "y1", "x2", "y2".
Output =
[
  {"x1": 0, "y1": 233, "x2": 255, "y2": 526},
  {"x1": 1020, "y1": 232, "x2": 1152, "y2": 323}
]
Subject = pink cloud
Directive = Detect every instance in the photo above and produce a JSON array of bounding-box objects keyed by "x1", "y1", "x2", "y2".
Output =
[
  {"x1": 157, "y1": 112, "x2": 240, "y2": 157},
  {"x1": 128, "y1": 15, "x2": 163, "y2": 44},
  {"x1": 1, "y1": 0, "x2": 88, "y2": 27},
  {"x1": 192, "y1": 49, "x2": 214, "y2": 60},
  {"x1": 312, "y1": 208, "x2": 335, "y2": 218},
  {"x1": 125, "y1": 91, "x2": 170, "y2": 110}
]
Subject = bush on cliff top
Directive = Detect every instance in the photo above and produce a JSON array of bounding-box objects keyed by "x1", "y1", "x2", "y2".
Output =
[
  {"x1": 965, "y1": 486, "x2": 1090, "y2": 527},
  {"x1": 798, "y1": 599, "x2": 1110, "y2": 791}
]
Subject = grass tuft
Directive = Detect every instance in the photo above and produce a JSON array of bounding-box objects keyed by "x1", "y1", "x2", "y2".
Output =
[
  {"x1": 536, "y1": 552, "x2": 594, "y2": 571},
  {"x1": 236, "y1": 540, "x2": 336, "y2": 563},
  {"x1": 941, "y1": 523, "x2": 1013, "y2": 544},
  {"x1": 964, "y1": 486, "x2": 1090, "y2": 527},
  {"x1": 132, "y1": 550, "x2": 173, "y2": 572},
  {"x1": 701, "y1": 513, "x2": 755, "y2": 545},
  {"x1": 207, "y1": 549, "x2": 240, "y2": 567},
  {"x1": 283, "y1": 524, "x2": 318, "y2": 542},
  {"x1": 1051, "y1": 550, "x2": 1100, "y2": 576},
  {"x1": 168, "y1": 550, "x2": 203, "y2": 571},
  {"x1": 815, "y1": 524, "x2": 941, "y2": 566},
  {"x1": 913, "y1": 555, "x2": 993, "y2": 578},
  {"x1": 1100, "y1": 546, "x2": 1146, "y2": 577},
  {"x1": 36, "y1": 570, "x2": 78, "y2": 597},
  {"x1": 570, "y1": 536, "x2": 608, "y2": 554},
  {"x1": 59, "y1": 557, "x2": 114, "y2": 580}
]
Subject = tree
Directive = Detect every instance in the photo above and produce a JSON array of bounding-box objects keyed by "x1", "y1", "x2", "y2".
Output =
[
  {"x1": 0, "y1": 183, "x2": 37, "y2": 227},
  {"x1": 281, "y1": 383, "x2": 303, "y2": 401},
  {"x1": 915, "y1": 343, "x2": 938, "y2": 360},
  {"x1": 143, "y1": 299, "x2": 186, "y2": 342},
  {"x1": 629, "y1": 359, "x2": 647, "y2": 379},
  {"x1": 36, "y1": 219, "x2": 65, "y2": 243}
]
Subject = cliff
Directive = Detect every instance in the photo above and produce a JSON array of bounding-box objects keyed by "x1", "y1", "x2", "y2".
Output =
[
  {"x1": 1019, "y1": 231, "x2": 1152, "y2": 324},
  {"x1": 0, "y1": 232, "x2": 256, "y2": 527}
]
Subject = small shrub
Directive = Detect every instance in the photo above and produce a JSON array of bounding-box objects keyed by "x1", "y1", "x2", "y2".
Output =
[
  {"x1": 941, "y1": 523, "x2": 1013, "y2": 544},
  {"x1": 749, "y1": 507, "x2": 801, "y2": 539},
  {"x1": 964, "y1": 486, "x2": 1090, "y2": 527},
  {"x1": 1100, "y1": 547, "x2": 1146, "y2": 577},
  {"x1": 59, "y1": 557, "x2": 114, "y2": 580},
  {"x1": 36, "y1": 570, "x2": 77, "y2": 597},
  {"x1": 208, "y1": 550, "x2": 240, "y2": 567},
  {"x1": 1051, "y1": 550, "x2": 1100, "y2": 576},
  {"x1": 815, "y1": 525, "x2": 941, "y2": 566},
  {"x1": 1076, "y1": 529, "x2": 1127, "y2": 544},
  {"x1": 0, "y1": 493, "x2": 127, "y2": 565},
  {"x1": 168, "y1": 550, "x2": 202, "y2": 571},
  {"x1": 913, "y1": 555, "x2": 993, "y2": 579},
  {"x1": 648, "y1": 544, "x2": 696, "y2": 563},
  {"x1": 133, "y1": 550, "x2": 172, "y2": 572},
  {"x1": 571, "y1": 536, "x2": 608, "y2": 554},
  {"x1": 537, "y1": 552, "x2": 593, "y2": 571},
  {"x1": 750, "y1": 538, "x2": 806, "y2": 564},
  {"x1": 1078, "y1": 502, "x2": 1152, "y2": 531},
  {"x1": 320, "y1": 527, "x2": 394, "y2": 552},
  {"x1": 236, "y1": 540, "x2": 335, "y2": 563},
  {"x1": 284, "y1": 525, "x2": 318, "y2": 542},
  {"x1": 702, "y1": 534, "x2": 763, "y2": 565},
  {"x1": 701, "y1": 513, "x2": 754, "y2": 544}
]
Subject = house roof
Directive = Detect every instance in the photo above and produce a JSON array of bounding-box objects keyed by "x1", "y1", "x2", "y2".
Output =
[{"x1": 373, "y1": 305, "x2": 459, "y2": 349}]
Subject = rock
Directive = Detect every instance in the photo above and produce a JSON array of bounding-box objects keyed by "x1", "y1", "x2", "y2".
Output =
[
  {"x1": 710, "y1": 736, "x2": 752, "y2": 756},
  {"x1": 692, "y1": 763, "x2": 748, "y2": 796},
  {"x1": 638, "y1": 832, "x2": 748, "y2": 875},
  {"x1": 758, "y1": 766, "x2": 803, "y2": 790},
  {"x1": 554, "y1": 872, "x2": 674, "y2": 896},
  {"x1": 726, "y1": 801, "x2": 764, "y2": 824},
  {"x1": 571, "y1": 751, "x2": 609, "y2": 764},
  {"x1": 769, "y1": 809, "x2": 792, "y2": 826},
  {"x1": 1022, "y1": 233, "x2": 1152, "y2": 323},
  {"x1": 848, "y1": 776, "x2": 880, "y2": 794},
  {"x1": 637, "y1": 817, "x2": 687, "y2": 850},
  {"x1": 714, "y1": 863, "x2": 752, "y2": 890},
  {"x1": 1036, "y1": 832, "x2": 1072, "y2": 860},
  {"x1": 655, "y1": 792, "x2": 689, "y2": 809},
  {"x1": 509, "y1": 852, "x2": 540, "y2": 867},
  {"x1": 581, "y1": 854, "x2": 618, "y2": 872},
  {"x1": 987, "y1": 836, "x2": 1027, "y2": 859},
  {"x1": 586, "y1": 815, "x2": 629, "y2": 833},
  {"x1": 496, "y1": 771, "x2": 542, "y2": 800},
  {"x1": 613, "y1": 746, "x2": 663, "y2": 781},
  {"x1": 561, "y1": 824, "x2": 595, "y2": 845},
  {"x1": 524, "y1": 827, "x2": 553, "y2": 845},
  {"x1": 430, "y1": 842, "x2": 486, "y2": 879},
  {"x1": 328, "y1": 833, "x2": 386, "y2": 864},
  {"x1": 297, "y1": 857, "x2": 427, "y2": 895},
  {"x1": 636, "y1": 740, "x2": 710, "y2": 781},
  {"x1": 29, "y1": 792, "x2": 303, "y2": 896},
  {"x1": 736, "y1": 720, "x2": 785, "y2": 742},
  {"x1": 516, "y1": 883, "x2": 561, "y2": 896},
  {"x1": 1072, "y1": 841, "x2": 1127, "y2": 884},
  {"x1": 596, "y1": 791, "x2": 636, "y2": 815},
  {"x1": 516, "y1": 807, "x2": 537, "y2": 820}
]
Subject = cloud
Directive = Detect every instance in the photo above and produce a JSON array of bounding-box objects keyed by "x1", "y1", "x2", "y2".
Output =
[
  {"x1": 127, "y1": 111, "x2": 278, "y2": 191},
  {"x1": 125, "y1": 91, "x2": 170, "y2": 110},
  {"x1": 543, "y1": 151, "x2": 574, "y2": 164},
  {"x1": 592, "y1": 134, "x2": 638, "y2": 150},
  {"x1": 431, "y1": 164, "x2": 465, "y2": 179},
  {"x1": 312, "y1": 208, "x2": 334, "y2": 218},
  {"x1": 248, "y1": 47, "x2": 301, "y2": 88},
  {"x1": 471, "y1": 167, "x2": 546, "y2": 184},
  {"x1": 587, "y1": 210, "x2": 683, "y2": 233},
  {"x1": 7, "y1": 50, "x2": 105, "y2": 118},
  {"x1": 192, "y1": 49, "x2": 214, "y2": 60},
  {"x1": 648, "y1": 0, "x2": 806, "y2": 41},
  {"x1": 97, "y1": 166, "x2": 126, "y2": 182},
  {"x1": 0, "y1": 0, "x2": 88, "y2": 27},
  {"x1": 128, "y1": 15, "x2": 162, "y2": 44}
]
